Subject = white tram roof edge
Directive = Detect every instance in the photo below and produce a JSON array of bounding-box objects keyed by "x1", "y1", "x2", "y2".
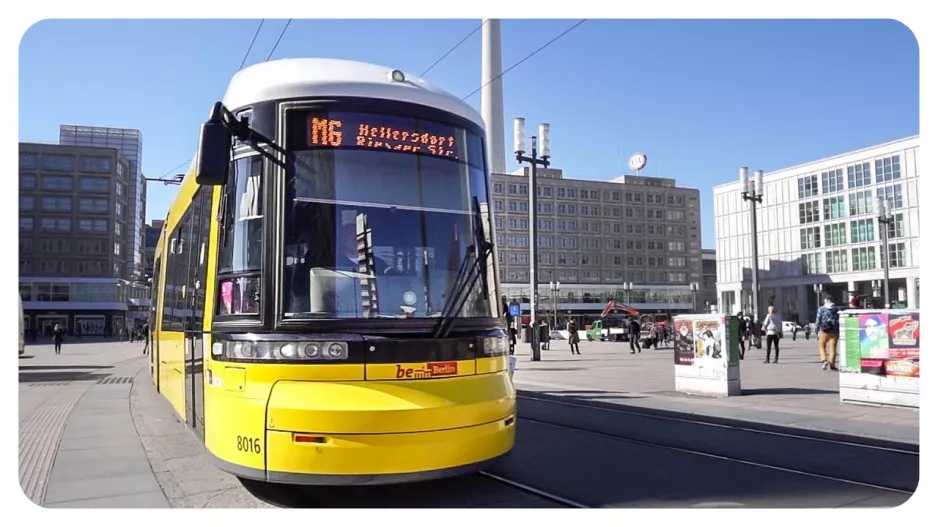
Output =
[{"x1": 222, "y1": 58, "x2": 485, "y2": 130}]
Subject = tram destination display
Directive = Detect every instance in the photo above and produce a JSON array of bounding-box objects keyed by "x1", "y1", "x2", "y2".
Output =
[{"x1": 306, "y1": 111, "x2": 464, "y2": 160}]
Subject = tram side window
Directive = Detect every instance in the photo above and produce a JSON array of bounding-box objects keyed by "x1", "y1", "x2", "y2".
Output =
[
  {"x1": 161, "y1": 227, "x2": 181, "y2": 331},
  {"x1": 188, "y1": 186, "x2": 213, "y2": 330},
  {"x1": 150, "y1": 255, "x2": 162, "y2": 330},
  {"x1": 161, "y1": 211, "x2": 192, "y2": 332},
  {"x1": 217, "y1": 155, "x2": 262, "y2": 316}
]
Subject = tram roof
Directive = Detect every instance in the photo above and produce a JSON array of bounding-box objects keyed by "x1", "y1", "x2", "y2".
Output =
[{"x1": 222, "y1": 58, "x2": 485, "y2": 130}]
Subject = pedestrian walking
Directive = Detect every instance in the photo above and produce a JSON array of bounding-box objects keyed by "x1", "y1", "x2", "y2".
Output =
[
  {"x1": 628, "y1": 318, "x2": 641, "y2": 354},
  {"x1": 566, "y1": 318, "x2": 581, "y2": 355},
  {"x1": 761, "y1": 306, "x2": 783, "y2": 363},
  {"x1": 52, "y1": 323, "x2": 65, "y2": 355},
  {"x1": 816, "y1": 294, "x2": 841, "y2": 371}
]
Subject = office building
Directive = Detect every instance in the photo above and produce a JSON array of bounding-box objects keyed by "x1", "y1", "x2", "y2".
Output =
[
  {"x1": 713, "y1": 136, "x2": 920, "y2": 321},
  {"x1": 701, "y1": 248, "x2": 717, "y2": 312},
  {"x1": 144, "y1": 219, "x2": 164, "y2": 280},
  {"x1": 59, "y1": 125, "x2": 147, "y2": 283},
  {"x1": 19, "y1": 142, "x2": 149, "y2": 336},
  {"x1": 492, "y1": 167, "x2": 703, "y2": 323}
]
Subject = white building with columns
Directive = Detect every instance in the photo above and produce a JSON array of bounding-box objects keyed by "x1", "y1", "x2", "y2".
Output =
[{"x1": 713, "y1": 135, "x2": 920, "y2": 322}]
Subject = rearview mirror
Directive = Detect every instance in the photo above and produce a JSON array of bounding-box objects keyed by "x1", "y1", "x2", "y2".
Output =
[{"x1": 195, "y1": 113, "x2": 231, "y2": 187}]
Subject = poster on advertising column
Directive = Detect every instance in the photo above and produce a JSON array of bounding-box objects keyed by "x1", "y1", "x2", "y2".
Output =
[
  {"x1": 858, "y1": 313, "x2": 889, "y2": 374},
  {"x1": 885, "y1": 313, "x2": 919, "y2": 377},
  {"x1": 691, "y1": 318, "x2": 728, "y2": 377},
  {"x1": 673, "y1": 318, "x2": 695, "y2": 366},
  {"x1": 843, "y1": 310, "x2": 920, "y2": 377}
]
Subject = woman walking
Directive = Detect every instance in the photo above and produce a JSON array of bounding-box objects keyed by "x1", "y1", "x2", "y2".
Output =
[
  {"x1": 761, "y1": 306, "x2": 783, "y2": 363},
  {"x1": 52, "y1": 323, "x2": 65, "y2": 355},
  {"x1": 566, "y1": 318, "x2": 581, "y2": 355}
]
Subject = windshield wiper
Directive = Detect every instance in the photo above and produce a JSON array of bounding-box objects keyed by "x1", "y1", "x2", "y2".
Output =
[{"x1": 432, "y1": 197, "x2": 493, "y2": 339}]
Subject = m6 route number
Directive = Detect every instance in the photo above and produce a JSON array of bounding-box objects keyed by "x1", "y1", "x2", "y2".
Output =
[{"x1": 237, "y1": 435, "x2": 261, "y2": 454}]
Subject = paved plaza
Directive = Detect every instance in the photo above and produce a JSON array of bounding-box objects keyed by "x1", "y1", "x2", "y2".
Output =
[
  {"x1": 18, "y1": 337, "x2": 918, "y2": 508},
  {"x1": 512, "y1": 337, "x2": 919, "y2": 444}
]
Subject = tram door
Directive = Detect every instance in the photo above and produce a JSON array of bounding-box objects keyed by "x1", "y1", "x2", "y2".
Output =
[
  {"x1": 184, "y1": 187, "x2": 211, "y2": 438},
  {"x1": 150, "y1": 256, "x2": 163, "y2": 389}
]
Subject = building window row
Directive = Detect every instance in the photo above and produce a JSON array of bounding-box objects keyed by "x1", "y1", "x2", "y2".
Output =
[
  {"x1": 847, "y1": 162, "x2": 872, "y2": 189},
  {"x1": 876, "y1": 183, "x2": 903, "y2": 209},
  {"x1": 824, "y1": 222, "x2": 847, "y2": 246},
  {"x1": 850, "y1": 218, "x2": 876, "y2": 243},
  {"x1": 798, "y1": 175, "x2": 818, "y2": 199},
  {"x1": 825, "y1": 249, "x2": 849, "y2": 273},
  {"x1": 798, "y1": 201, "x2": 820, "y2": 224},
  {"x1": 848, "y1": 190, "x2": 873, "y2": 216},
  {"x1": 852, "y1": 246, "x2": 877, "y2": 271},
  {"x1": 821, "y1": 168, "x2": 844, "y2": 194},
  {"x1": 800, "y1": 226, "x2": 821, "y2": 250},
  {"x1": 875, "y1": 155, "x2": 901, "y2": 183},
  {"x1": 823, "y1": 196, "x2": 846, "y2": 220}
]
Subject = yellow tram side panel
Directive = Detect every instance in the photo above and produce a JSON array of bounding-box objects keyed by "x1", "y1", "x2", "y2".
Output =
[
  {"x1": 153, "y1": 164, "x2": 202, "y2": 422},
  {"x1": 150, "y1": 232, "x2": 166, "y2": 387}
]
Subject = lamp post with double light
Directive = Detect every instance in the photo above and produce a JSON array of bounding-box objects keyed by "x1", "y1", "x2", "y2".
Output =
[
  {"x1": 690, "y1": 282, "x2": 699, "y2": 313},
  {"x1": 875, "y1": 195, "x2": 895, "y2": 308},
  {"x1": 549, "y1": 281, "x2": 561, "y2": 328},
  {"x1": 514, "y1": 117, "x2": 551, "y2": 361},
  {"x1": 740, "y1": 167, "x2": 764, "y2": 328}
]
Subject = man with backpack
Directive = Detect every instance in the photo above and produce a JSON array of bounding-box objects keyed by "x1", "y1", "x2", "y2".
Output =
[{"x1": 815, "y1": 294, "x2": 840, "y2": 371}]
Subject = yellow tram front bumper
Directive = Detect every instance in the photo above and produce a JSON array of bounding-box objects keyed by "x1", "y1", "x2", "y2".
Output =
[{"x1": 210, "y1": 370, "x2": 516, "y2": 485}]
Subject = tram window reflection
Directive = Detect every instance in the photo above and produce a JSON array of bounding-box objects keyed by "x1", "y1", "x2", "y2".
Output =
[{"x1": 218, "y1": 276, "x2": 260, "y2": 315}]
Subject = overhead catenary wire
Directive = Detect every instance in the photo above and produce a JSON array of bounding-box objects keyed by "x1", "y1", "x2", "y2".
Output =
[
  {"x1": 266, "y1": 19, "x2": 293, "y2": 61},
  {"x1": 157, "y1": 19, "x2": 291, "y2": 181},
  {"x1": 239, "y1": 20, "x2": 266, "y2": 70},
  {"x1": 463, "y1": 19, "x2": 587, "y2": 101},
  {"x1": 420, "y1": 20, "x2": 489, "y2": 78}
]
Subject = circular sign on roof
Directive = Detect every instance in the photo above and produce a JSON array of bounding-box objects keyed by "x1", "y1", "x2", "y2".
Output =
[{"x1": 628, "y1": 153, "x2": 647, "y2": 171}]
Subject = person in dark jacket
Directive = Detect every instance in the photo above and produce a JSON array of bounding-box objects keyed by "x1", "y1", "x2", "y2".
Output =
[
  {"x1": 816, "y1": 294, "x2": 841, "y2": 371},
  {"x1": 566, "y1": 318, "x2": 581, "y2": 355},
  {"x1": 52, "y1": 323, "x2": 65, "y2": 355}
]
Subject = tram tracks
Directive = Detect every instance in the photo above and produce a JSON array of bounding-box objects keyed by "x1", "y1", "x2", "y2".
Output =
[
  {"x1": 509, "y1": 393, "x2": 918, "y2": 498},
  {"x1": 229, "y1": 392, "x2": 918, "y2": 508}
]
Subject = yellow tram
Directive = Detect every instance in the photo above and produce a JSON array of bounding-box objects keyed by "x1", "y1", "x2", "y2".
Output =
[{"x1": 148, "y1": 58, "x2": 515, "y2": 484}]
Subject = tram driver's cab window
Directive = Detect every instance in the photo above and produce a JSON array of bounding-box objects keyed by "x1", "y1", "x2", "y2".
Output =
[{"x1": 217, "y1": 155, "x2": 263, "y2": 316}]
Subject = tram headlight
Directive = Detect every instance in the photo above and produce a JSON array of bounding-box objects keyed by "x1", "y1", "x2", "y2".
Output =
[
  {"x1": 304, "y1": 343, "x2": 321, "y2": 358},
  {"x1": 279, "y1": 343, "x2": 297, "y2": 358},
  {"x1": 219, "y1": 339, "x2": 350, "y2": 361},
  {"x1": 327, "y1": 342, "x2": 346, "y2": 359},
  {"x1": 482, "y1": 335, "x2": 509, "y2": 357}
]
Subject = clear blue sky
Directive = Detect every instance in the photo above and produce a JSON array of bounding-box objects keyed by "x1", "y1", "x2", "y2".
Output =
[{"x1": 18, "y1": 19, "x2": 919, "y2": 247}]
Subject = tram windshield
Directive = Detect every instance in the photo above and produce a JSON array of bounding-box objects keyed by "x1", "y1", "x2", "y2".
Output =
[{"x1": 281, "y1": 108, "x2": 497, "y2": 320}]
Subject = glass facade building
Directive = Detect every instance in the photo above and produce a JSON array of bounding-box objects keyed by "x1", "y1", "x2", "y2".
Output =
[
  {"x1": 713, "y1": 136, "x2": 920, "y2": 322},
  {"x1": 60, "y1": 125, "x2": 146, "y2": 282}
]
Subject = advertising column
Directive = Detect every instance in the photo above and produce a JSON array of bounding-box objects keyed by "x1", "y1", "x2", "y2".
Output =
[
  {"x1": 673, "y1": 314, "x2": 741, "y2": 397},
  {"x1": 839, "y1": 309, "x2": 919, "y2": 408}
]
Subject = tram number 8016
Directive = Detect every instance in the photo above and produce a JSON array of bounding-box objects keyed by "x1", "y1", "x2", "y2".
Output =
[{"x1": 237, "y1": 435, "x2": 262, "y2": 454}]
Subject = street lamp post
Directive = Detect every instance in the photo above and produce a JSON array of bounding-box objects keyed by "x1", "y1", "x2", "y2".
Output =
[
  {"x1": 514, "y1": 117, "x2": 551, "y2": 361},
  {"x1": 690, "y1": 282, "x2": 699, "y2": 313},
  {"x1": 740, "y1": 167, "x2": 764, "y2": 332},
  {"x1": 549, "y1": 281, "x2": 561, "y2": 328},
  {"x1": 813, "y1": 283, "x2": 823, "y2": 314},
  {"x1": 875, "y1": 196, "x2": 895, "y2": 308},
  {"x1": 623, "y1": 281, "x2": 633, "y2": 307}
]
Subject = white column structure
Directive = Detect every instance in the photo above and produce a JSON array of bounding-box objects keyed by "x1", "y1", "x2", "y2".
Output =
[{"x1": 481, "y1": 18, "x2": 507, "y2": 175}]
